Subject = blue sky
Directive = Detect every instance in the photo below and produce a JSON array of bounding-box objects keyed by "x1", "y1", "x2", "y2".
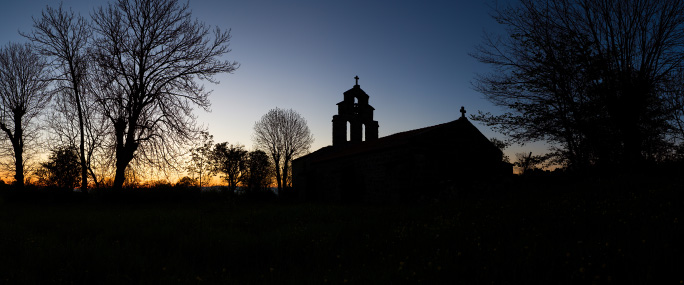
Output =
[{"x1": 0, "y1": 0, "x2": 546, "y2": 165}]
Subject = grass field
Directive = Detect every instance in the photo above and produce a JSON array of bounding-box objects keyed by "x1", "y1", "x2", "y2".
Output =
[{"x1": 0, "y1": 179, "x2": 682, "y2": 284}]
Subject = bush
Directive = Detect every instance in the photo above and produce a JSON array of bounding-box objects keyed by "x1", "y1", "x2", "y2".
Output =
[{"x1": 39, "y1": 146, "x2": 81, "y2": 190}]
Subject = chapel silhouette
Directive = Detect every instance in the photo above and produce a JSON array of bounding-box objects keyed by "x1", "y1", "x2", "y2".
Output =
[{"x1": 293, "y1": 77, "x2": 511, "y2": 202}]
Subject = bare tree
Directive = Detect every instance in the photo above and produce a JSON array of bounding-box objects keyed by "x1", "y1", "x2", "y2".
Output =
[
  {"x1": 23, "y1": 4, "x2": 94, "y2": 192},
  {"x1": 186, "y1": 131, "x2": 214, "y2": 187},
  {"x1": 664, "y1": 68, "x2": 684, "y2": 159},
  {"x1": 0, "y1": 43, "x2": 52, "y2": 188},
  {"x1": 253, "y1": 108, "x2": 314, "y2": 192},
  {"x1": 47, "y1": 82, "x2": 112, "y2": 188},
  {"x1": 472, "y1": 0, "x2": 684, "y2": 170},
  {"x1": 90, "y1": 0, "x2": 238, "y2": 190}
]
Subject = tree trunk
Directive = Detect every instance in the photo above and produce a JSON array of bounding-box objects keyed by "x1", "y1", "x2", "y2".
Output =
[
  {"x1": 113, "y1": 162, "x2": 126, "y2": 190},
  {"x1": 274, "y1": 159, "x2": 282, "y2": 192},
  {"x1": 13, "y1": 142, "x2": 23, "y2": 189},
  {"x1": 12, "y1": 115, "x2": 24, "y2": 189},
  {"x1": 228, "y1": 171, "x2": 237, "y2": 193},
  {"x1": 75, "y1": 89, "x2": 88, "y2": 194},
  {"x1": 198, "y1": 169, "x2": 203, "y2": 188},
  {"x1": 113, "y1": 149, "x2": 135, "y2": 191},
  {"x1": 112, "y1": 118, "x2": 136, "y2": 191},
  {"x1": 88, "y1": 166, "x2": 100, "y2": 189},
  {"x1": 282, "y1": 157, "x2": 290, "y2": 191}
]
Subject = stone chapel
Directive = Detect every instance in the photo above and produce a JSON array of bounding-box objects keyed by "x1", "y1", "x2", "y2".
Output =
[{"x1": 292, "y1": 77, "x2": 512, "y2": 202}]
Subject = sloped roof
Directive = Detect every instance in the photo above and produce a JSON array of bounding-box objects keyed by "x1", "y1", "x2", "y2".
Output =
[
  {"x1": 343, "y1": 84, "x2": 369, "y2": 98},
  {"x1": 299, "y1": 117, "x2": 499, "y2": 163}
]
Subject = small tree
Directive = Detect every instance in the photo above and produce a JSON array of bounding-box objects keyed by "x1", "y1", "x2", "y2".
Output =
[
  {"x1": 211, "y1": 142, "x2": 247, "y2": 193},
  {"x1": 175, "y1": 176, "x2": 196, "y2": 188},
  {"x1": 244, "y1": 150, "x2": 272, "y2": 192},
  {"x1": 186, "y1": 131, "x2": 214, "y2": 187},
  {"x1": 40, "y1": 146, "x2": 81, "y2": 189},
  {"x1": 253, "y1": 108, "x2": 314, "y2": 192}
]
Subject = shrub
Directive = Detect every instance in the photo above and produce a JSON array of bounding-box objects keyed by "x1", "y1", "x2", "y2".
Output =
[{"x1": 39, "y1": 146, "x2": 81, "y2": 190}]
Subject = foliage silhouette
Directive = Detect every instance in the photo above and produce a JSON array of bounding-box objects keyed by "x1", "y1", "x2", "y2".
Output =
[
  {"x1": 175, "y1": 176, "x2": 197, "y2": 188},
  {"x1": 211, "y1": 142, "x2": 247, "y2": 193},
  {"x1": 244, "y1": 150, "x2": 272, "y2": 192},
  {"x1": 38, "y1": 145, "x2": 82, "y2": 190},
  {"x1": 490, "y1": 137, "x2": 511, "y2": 163},
  {"x1": 472, "y1": 0, "x2": 684, "y2": 170},
  {"x1": 514, "y1": 152, "x2": 549, "y2": 175}
]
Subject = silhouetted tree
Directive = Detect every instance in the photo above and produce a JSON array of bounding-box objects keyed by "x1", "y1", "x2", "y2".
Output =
[
  {"x1": 472, "y1": 0, "x2": 684, "y2": 170},
  {"x1": 665, "y1": 68, "x2": 684, "y2": 159},
  {"x1": 514, "y1": 152, "x2": 548, "y2": 175},
  {"x1": 490, "y1": 137, "x2": 511, "y2": 163},
  {"x1": 244, "y1": 150, "x2": 272, "y2": 192},
  {"x1": 90, "y1": 0, "x2": 239, "y2": 191},
  {"x1": 211, "y1": 142, "x2": 247, "y2": 193},
  {"x1": 40, "y1": 145, "x2": 81, "y2": 189},
  {"x1": 45, "y1": 83, "x2": 112, "y2": 189},
  {"x1": 0, "y1": 43, "x2": 52, "y2": 188},
  {"x1": 186, "y1": 131, "x2": 214, "y2": 187},
  {"x1": 23, "y1": 4, "x2": 93, "y2": 193},
  {"x1": 175, "y1": 176, "x2": 196, "y2": 188},
  {"x1": 253, "y1": 108, "x2": 314, "y2": 192}
]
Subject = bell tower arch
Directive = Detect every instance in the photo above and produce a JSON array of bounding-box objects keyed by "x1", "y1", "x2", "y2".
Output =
[{"x1": 332, "y1": 76, "x2": 379, "y2": 146}]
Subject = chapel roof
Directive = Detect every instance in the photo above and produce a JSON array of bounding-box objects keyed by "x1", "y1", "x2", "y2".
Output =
[{"x1": 301, "y1": 116, "x2": 499, "y2": 164}]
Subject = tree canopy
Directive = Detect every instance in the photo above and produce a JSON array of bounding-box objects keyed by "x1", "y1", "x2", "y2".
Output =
[
  {"x1": 253, "y1": 108, "x2": 314, "y2": 192},
  {"x1": 24, "y1": 4, "x2": 93, "y2": 192},
  {"x1": 39, "y1": 145, "x2": 81, "y2": 189},
  {"x1": 0, "y1": 43, "x2": 52, "y2": 188},
  {"x1": 244, "y1": 150, "x2": 272, "y2": 192},
  {"x1": 473, "y1": 0, "x2": 684, "y2": 170},
  {"x1": 90, "y1": 0, "x2": 238, "y2": 190},
  {"x1": 211, "y1": 142, "x2": 247, "y2": 193}
]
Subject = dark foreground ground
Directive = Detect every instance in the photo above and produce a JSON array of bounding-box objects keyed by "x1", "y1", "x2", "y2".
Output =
[{"x1": 0, "y1": 177, "x2": 682, "y2": 284}]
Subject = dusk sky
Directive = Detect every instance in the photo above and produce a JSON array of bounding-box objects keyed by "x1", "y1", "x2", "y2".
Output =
[{"x1": 0, "y1": 0, "x2": 545, "y2": 166}]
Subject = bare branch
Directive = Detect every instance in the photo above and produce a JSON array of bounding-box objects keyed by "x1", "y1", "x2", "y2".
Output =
[
  {"x1": 253, "y1": 108, "x2": 314, "y2": 191},
  {"x1": 90, "y1": 0, "x2": 238, "y2": 190}
]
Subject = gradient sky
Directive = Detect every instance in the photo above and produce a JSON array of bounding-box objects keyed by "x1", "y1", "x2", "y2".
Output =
[{"x1": 0, "y1": 0, "x2": 547, "y2": 168}]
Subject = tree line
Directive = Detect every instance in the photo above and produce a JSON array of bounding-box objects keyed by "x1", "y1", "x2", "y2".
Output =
[
  {"x1": 183, "y1": 132, "x2": 273, "y2": 194},
  {"x1": 0, "y1": 0, "x2": 315, "y2": 192},
  {"x1": 200, "y1": 107, "x2": 313, "y2": 194},
  {"x1": 35, "y1": 107, "x2": 313, "y2": 193},
  {"x1": 473, "y1": 0, "x2": 684, "y2": 173}
]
